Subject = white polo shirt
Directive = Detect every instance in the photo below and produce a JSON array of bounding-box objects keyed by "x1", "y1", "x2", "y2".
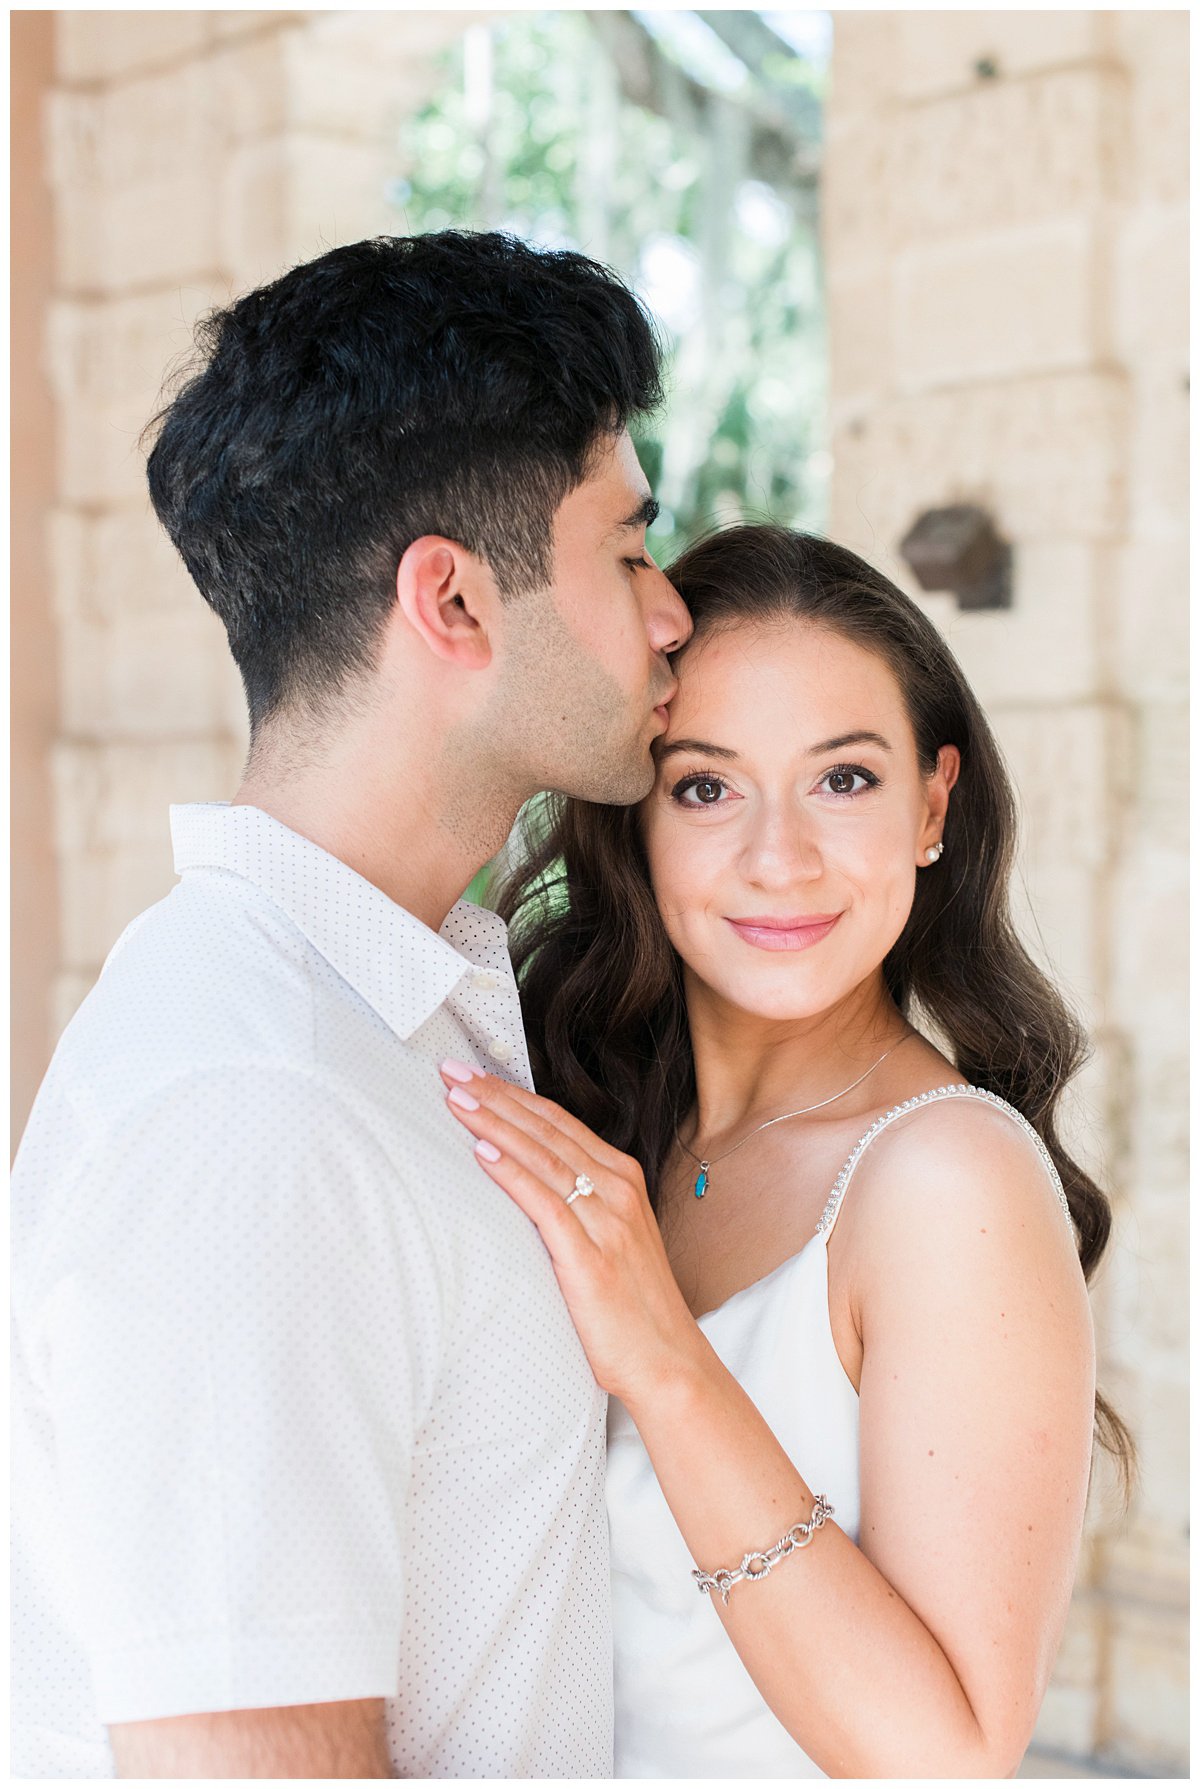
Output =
[{"x1": 12, "y1": 802, "x2": 612, "y2": 1779}]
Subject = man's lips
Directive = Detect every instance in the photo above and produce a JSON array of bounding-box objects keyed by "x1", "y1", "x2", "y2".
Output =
[{"x1": 725, "y1": 913, "x2": 843, "y2": 952}]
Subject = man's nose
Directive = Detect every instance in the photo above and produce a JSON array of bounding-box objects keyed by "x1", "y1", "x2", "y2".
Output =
[{"x1": 646, "y1": 561, "x2": 693, "y2": 655}]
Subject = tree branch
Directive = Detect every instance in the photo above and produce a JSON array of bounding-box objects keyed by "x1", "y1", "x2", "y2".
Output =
[
  {"x1": 695, "y1": 10, "x2": 822, "y2": 141},
  {"x1": 584, "y1": 10, "x2": 819, "y2": 194}
]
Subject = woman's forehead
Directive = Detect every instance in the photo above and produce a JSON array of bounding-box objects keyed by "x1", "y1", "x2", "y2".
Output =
[{"x1": 672, "y1": 619, "x2": 906, "y2": 712}]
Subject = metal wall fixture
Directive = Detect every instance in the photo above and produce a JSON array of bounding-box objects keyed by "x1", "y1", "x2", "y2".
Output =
[{"x1": 898, "y1": 504, "x2": 1013, "y2": 611}]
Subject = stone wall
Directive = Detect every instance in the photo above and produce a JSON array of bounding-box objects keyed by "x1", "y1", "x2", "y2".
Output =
[
  {"x1": 824, "y1": 12, "x2": 1188, "y2": 1775},
  {"x1": 28, "y1": 8, "x2": 483, "y2": 1103},
  {"x1": 11, "y1": 13, "x2": 61, "y2": 1147}
]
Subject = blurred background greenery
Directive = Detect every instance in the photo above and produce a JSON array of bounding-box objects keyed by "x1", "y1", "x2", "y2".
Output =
[{"x1": 390, "y1": 9, "x2": 829, "y2": 565}]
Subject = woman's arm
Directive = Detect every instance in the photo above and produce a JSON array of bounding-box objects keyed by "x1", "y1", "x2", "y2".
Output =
[{"x1": 440, "y1": 1068, "x2": 1095, "y2": 1778}]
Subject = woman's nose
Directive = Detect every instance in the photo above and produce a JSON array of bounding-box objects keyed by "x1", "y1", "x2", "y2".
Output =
[{"x1": 740, "y1": 808, "x2": 823, "y2": 883}]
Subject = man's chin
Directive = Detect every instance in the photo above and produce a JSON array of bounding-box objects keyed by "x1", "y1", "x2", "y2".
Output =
[{"x1": 551, "y1": 748, "x2": 657, "y2": 809}]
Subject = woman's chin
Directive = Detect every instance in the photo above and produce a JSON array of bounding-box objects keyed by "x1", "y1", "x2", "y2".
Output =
[{"x1": 693, "y1": 972, "x2": 841, "y2": 1025}]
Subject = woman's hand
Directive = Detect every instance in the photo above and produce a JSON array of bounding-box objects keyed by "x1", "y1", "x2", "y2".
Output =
[{"x1": 438, "y1": 1060, "x2": 707, "y2": 1407}]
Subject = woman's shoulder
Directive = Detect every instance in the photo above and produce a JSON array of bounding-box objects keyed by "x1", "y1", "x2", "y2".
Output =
[
  {"x1": 869, "y1": 1081, "x2": 1052, "y2": 1164},
  {"x1": 812, "y1": 1031, "x2": 1089, "y2": 1333},
  {"x1": 839, "y1": 1085, "x2": 1081, "y2": 1271},
  {"x1": 835, "y1": 1086, "x2": 1093, "y2": 1378}
]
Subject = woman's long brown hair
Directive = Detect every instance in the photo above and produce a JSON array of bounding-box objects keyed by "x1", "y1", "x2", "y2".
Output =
[{"x1": 493, "y1": 524, "x2": 1133, "y2": 1494}]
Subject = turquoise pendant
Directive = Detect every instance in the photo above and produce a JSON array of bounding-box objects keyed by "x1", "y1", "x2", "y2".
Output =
[{"x1": 694, "y1": 1163, "x2": 709, "y2": 1199}]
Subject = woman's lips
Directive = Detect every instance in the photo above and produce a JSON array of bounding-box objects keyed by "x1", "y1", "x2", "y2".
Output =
[{"x1": 725, "y1": 913, "x2": 842, "y2": 952}]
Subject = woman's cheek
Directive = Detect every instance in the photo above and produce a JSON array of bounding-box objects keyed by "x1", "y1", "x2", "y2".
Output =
[
  {"x1": 647, "y1": 818, "x2": 700, "y2": 900},
  {"x1": 644, "y1": 855, "x2": 694, "y2": 953},
  {"x1": 656, "y1": 875, "x2": 720, "y2": 973},
  {"x1": 877, "y1": 859, "x2": 920, "y2": 946},
  {"x1": 647, "y1": 812, "x2": 738, "y2": 962}
]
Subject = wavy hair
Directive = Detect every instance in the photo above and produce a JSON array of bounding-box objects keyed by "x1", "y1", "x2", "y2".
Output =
[{"x1": 494, "y1": 524, "x2": 1133, "y2": 1494}]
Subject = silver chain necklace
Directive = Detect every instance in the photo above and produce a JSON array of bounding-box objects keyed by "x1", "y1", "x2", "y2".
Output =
[{"x1": 677, "y1": 1038, "x2": 907, "y2": 1199}]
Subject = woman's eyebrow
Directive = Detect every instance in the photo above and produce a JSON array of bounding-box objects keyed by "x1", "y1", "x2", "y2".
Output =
[
  {"x1": 657, "y1": 737, "x2": 739, "y2": 763},
  {"x1": 657, "y1": 729, "x2": 892, "y2": 764},
  {"x1": 808, "y1": 730, "x2": 892, "y2": 755}
]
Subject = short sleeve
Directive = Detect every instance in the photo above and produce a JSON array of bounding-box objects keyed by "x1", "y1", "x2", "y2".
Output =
[{"x1": 33, "y1": 1064, "x2": 444, "y2": 1724}]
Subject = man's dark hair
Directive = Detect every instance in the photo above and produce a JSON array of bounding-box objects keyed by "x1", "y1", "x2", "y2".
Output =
[{"x1": 145, "y1": 231, "x2": 664, "y2": 731}]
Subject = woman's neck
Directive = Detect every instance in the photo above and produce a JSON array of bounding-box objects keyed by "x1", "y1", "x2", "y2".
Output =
[{"x1": 682, "y1": 972, "x2": 914, "y2": 1154}]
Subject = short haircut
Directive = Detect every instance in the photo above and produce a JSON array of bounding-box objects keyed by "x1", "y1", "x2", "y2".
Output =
[{"x1": 145, "y1": 232, "x2": 664, "y2": 731}]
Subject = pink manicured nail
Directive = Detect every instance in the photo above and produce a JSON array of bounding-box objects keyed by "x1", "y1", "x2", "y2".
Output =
[
  {"x1": 448, "y1": 1085, "x2": 480, "y2": 1111},
  {"x1": 475, "y1": 1139, "x2": 502, "y2": 1162},
  {"x1": 441, "y1": 1058, "x2": 483, "y2": 1082}
]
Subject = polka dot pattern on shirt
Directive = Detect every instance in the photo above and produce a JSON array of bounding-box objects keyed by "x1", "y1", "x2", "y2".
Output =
[{"x1": 12, "y1": 802, "x2": 613, "y2": 1779}]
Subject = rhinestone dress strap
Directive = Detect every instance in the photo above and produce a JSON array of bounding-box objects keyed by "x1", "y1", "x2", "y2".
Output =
[{"x1": 814, "y1": 1084, "x2": 1075, "y2": 1239}]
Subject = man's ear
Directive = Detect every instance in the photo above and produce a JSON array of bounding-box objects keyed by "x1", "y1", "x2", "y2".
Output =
[{"x1": 394, "y1": 536, "x2": 496, "y2": 669}]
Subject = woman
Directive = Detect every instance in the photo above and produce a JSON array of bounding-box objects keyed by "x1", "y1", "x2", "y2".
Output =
[{"x1": 438, "y1": 526, "x2": 1131, "y2": 1777}]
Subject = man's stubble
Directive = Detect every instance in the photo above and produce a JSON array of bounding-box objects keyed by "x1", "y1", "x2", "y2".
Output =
[{"x1": 443, "y1": 587, "x2": 657, "y2": 848}]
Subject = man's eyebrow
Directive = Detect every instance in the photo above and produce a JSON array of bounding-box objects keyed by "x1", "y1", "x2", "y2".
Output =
[
  {"x1": 657, "y1": 729, "x2": 893, "y2": 764},
  {"x1": 614, "y1": 494, "x2": 660, "y2": 534}
]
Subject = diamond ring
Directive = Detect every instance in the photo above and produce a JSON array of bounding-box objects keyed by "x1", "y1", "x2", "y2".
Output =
[{"x1": 564, "y1": 1172, "x2": 595, "y2": 1206}]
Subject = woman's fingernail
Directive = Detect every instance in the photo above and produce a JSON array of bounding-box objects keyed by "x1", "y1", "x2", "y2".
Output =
[
  {"x1": 448, "y1": 1085, "x2": 481, "y2": 1111},
  {"x1": 475, "y1": 1139, "x2": 502, "y2": 1162},
  {"x1": 441, "y1": 1059, "x2": 482, "y2": 1082}
]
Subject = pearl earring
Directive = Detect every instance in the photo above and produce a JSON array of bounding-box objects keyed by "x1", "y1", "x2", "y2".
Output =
[{"x1": 925, "y1": 842, "x2": 944, "y2": 863}]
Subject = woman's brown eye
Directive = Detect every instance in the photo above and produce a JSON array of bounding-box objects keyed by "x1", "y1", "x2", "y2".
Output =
[
  {"x1": 670, "y1": 774, "x2": 730, "y2": 807},
  {"x1": 821, "y1": 764, "x2": 877, "y2": 798}
]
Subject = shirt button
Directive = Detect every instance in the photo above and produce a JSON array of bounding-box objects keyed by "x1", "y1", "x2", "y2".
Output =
[
  {"x1": 487, "y1": 1038, "x2": 512, "y2": 1062},
  {"x1": 472, "y1": 971, "x2": 499, "y2": 991}
]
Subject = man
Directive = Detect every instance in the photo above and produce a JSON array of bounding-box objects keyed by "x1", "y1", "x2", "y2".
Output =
[{"x1": 12, "y1": 231, "x2": 691, "y2": 1778}]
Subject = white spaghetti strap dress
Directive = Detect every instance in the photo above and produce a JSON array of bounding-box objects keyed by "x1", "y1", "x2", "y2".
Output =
[{"x1": 606, "y1": 1084, "x2": 1074, "y2": 1778}]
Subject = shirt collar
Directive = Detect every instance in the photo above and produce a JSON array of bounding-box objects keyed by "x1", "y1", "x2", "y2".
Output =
[{"x1": 170, "y1": 802, "x2": 513, "y2": 1042}]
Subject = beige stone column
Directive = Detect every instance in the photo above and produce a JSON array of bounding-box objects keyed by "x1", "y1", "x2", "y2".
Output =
[
  {"x1": 12, "y1": 14, "x2": 62, "y2": 1146},
  {"x1": 35, "y1": 10, "x2": 484, "y2": 1059},
  {"x1": 1098, "y1": 14, "x2": 1189, "y2": 1770},
  {"x1": 823, "y1": 13, "x2": 1187, "y2": 1775}
]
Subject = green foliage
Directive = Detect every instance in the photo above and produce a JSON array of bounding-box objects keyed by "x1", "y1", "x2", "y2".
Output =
[{"x1": 390, "y1": 11, "x2": 827, "y2": 569}]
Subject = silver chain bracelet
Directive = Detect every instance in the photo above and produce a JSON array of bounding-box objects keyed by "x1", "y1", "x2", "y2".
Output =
[{"x1": 692, "y1": 1494, "x2": 835, "y2": 1605}]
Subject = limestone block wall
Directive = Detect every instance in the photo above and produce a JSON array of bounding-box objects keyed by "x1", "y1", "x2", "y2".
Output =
[
  {"x1": 12, "y1": 14, "x2": 61, "y2": 1146},
  {"x1": 824, "y1": 13, "x2": 1187, "y2": 1775},
  {"x1": 35, "y1": 8, "x2": 483, "y2": 1072}
]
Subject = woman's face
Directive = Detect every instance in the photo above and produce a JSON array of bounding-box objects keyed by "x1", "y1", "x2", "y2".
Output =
[{"x1": 640, "y1": 620, "x2": 959, "y2": 1024}]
